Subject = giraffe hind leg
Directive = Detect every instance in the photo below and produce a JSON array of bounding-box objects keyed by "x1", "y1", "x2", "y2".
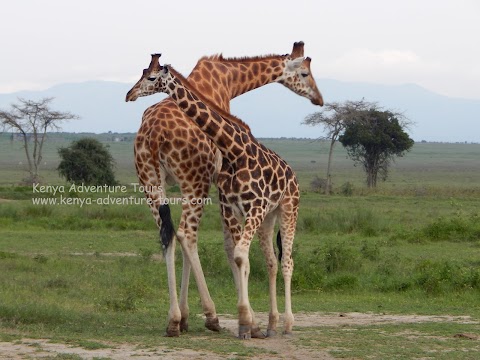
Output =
[
  {"x1": 158, "y1": 203, "x2": 182, "y2": 336},
  {"x1": 257, "y1": 213, "x2": 280, "y2": 338},
  {"x1": 279, "y1": 208, "x2": 297, "y2": 336}
]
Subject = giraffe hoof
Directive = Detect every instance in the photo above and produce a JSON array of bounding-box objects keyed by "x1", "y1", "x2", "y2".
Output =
[
  {"x1": 164, "y1": 327, "x2": 180, "y2": 337},
  {"x1": 180, "y1": 318, "x2": 189, "y2": 333},
  {"x1": 251, "y1": 327, "x2": 267, "y2": 339},
  {"x1": 165, "y1": 321, "x2": 181, "y2": 337},
  {"x1": 282, "y1": 331, "x2": 294, "y2": 338},
  {"x1": 205, "y1": 317, "x2": 222, "y2": 332},
  {"x1": 238, "y1": 325, "x2": 252, "y2": 340},
  {"x1": 266, "y1": 329, "x2": 277, "y2": 338}
]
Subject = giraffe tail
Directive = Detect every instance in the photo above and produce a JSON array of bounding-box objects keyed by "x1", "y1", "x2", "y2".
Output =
[
  {"x1": 159, "y1": 204, "x2": 175, "y2": 254},
  {"x1": 276, "y1": 230, "x2": 283, "y2": 261}
]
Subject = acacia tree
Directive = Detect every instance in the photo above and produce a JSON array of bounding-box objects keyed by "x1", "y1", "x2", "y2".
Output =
[
  {"x1": 339, "y1": 108, "x2": 414, "y2": 188},
  {"x1": 0, "y1": 97, "x2": 78, "y2": 184},
  {"x1": 302, "y1": 100, "x2": 373, "y2": 194}
]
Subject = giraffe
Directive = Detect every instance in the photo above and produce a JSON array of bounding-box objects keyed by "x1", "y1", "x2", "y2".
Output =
[
  {"x1": 130, "y1": 57, "x2": 301, "y2": 339},
  {"x1": 126, "y1": 43, "x2": 323, "y2": 337}
]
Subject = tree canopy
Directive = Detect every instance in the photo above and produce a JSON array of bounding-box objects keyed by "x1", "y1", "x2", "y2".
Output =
[
  {"x1": 57, "y1": 138, "x2": 118, "y2": 186},
  {"x1": 303, "y1": 100, "x2": 414, "y2": 189},
  {"x1": 302, "y1": 100, "x2": 373, "y2": 193},
  {"x1": 0, "y1": 97, "x2": 78, "y2": 184},
  {"x1": 339, "y1": 108, "x2": 414, "y2": 188}
]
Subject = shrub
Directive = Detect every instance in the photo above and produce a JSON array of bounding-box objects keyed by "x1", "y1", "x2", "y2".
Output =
[
  {"x1": 360, "y1": 241, "x2": 381, "y2": 261},
  {"x1": 339, "y1": 181, "x2": 354, "y2": 196},
  {"x1": 421, "y1": 214, "x2": 480, "y2": 242},
  {"x1": 310, "y1": 175, "x2": 328, "y2": 193},
  {"x1": 57, "y1": 138, "x2": 118, "y2": 185}
]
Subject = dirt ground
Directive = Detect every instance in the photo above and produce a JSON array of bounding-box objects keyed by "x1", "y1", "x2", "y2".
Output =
[{"x1": 0, "y1": 312, "x2": 477, "y2": 360}]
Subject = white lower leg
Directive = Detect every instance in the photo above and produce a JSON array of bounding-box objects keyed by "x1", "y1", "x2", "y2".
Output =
[
  {"x1": 283, "y1": 274, "x2": 294, "y2": 334},
  {"x1": 179, "y1": 252, "x2": 191, "y2": 331},
  {"x1": 165, "y1": 239, "x2": 181, "y2": 336},
  {"x1": 235, "y1": 246, "x2": 253, "y2": 338},
  {"x1": 268, "y1": 271, "x2": 280, "y2": 335}
]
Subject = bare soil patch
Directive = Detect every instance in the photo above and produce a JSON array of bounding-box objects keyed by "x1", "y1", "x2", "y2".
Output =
[{"x1": 1, "y1": 312, "x2": 477, "y2": 360}]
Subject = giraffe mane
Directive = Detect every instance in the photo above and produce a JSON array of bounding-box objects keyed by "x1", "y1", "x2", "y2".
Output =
[
  {"x1": 199, "y1": 53, "x2": 288, "y2": 63},
  {"x1": 167, "y1": 66, "x2": 252, "y2": 133}
]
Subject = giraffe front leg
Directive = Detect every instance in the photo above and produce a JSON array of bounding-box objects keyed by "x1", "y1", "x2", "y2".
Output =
[
  {"x1": 221, "y1": 202, "x2": 267, "y2": 338},
  {"x1": 234, "y1": 216, "x2": 264, "y2": 340},
  {"x1": 235, "y1": 243, "x2": 252, "y2": 340},
  {"x1": 222, "y1": 215, "x2": 265, "y2": 339}
]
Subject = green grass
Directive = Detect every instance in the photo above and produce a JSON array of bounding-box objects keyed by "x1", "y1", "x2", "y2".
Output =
[
  {"x1": 296, "y1": 322, "x2": 480, "y2": 359},
  {"x1": 1, "y1": 133, "x2": 480, "y2": 193},
  {"x1": 1, "y1": 135, "x2": 480, "y2": 358}
]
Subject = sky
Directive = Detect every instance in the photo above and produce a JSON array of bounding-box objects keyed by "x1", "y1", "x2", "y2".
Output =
[{"x1": 1, "y1": 0, "x2": 479, "y2": 100}]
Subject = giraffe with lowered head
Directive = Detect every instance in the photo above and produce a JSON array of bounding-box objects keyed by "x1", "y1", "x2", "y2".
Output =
[{"x1": 126, "y1": 43, "x2": 323, "y2": 337}]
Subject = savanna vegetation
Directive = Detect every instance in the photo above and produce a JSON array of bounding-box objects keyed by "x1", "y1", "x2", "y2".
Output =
[{"x1": 0, "y1": 133, "x2": 479, "y2": 359}]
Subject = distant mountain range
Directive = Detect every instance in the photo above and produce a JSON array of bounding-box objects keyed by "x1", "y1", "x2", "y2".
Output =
[{"x1": 0, "y1": 79, "x2": 479, "y2": 142}]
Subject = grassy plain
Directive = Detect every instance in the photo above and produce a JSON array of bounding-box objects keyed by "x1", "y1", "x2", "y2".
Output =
[{"x1": 0, "y1": 134, "x2": 479, "y2": 359}]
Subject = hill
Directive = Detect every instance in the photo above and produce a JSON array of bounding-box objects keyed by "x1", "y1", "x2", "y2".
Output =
[{"x1": 0, "y1": 79, "x2": 479, "y2": 142}]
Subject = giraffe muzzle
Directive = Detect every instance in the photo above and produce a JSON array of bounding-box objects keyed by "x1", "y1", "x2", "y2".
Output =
[{"x1": 125, "y1": 90, "x2": 138, "y2": 102}]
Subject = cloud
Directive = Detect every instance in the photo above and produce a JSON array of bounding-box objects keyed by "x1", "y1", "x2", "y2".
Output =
[
  {"x1": 322, "y1": 48, "x2": 447, "y2": 90},
  {"x1": 344, "y1": 48, "x2": 420, "y2": 66}
]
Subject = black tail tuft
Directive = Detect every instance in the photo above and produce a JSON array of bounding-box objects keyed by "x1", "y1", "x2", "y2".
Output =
[
  {"x1": 276, "y1": 230, "x2": 283, "y2": 261},
  {"x1": 159, "y1": 204, "x2": 175, "y2": 254}
]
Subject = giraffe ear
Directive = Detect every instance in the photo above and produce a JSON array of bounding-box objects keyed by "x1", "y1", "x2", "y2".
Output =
[
  {"x1": 286, "y1": 57, "x2": 304, "y2": 71},
  {"x1": 161, "y1": 64, "x2": 169, "y2": 76}
]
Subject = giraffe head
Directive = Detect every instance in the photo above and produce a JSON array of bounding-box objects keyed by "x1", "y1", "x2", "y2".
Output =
[
  {"x1": 126, "y1": 53, "x2": 164, "y2": 102},
  {"x1": 276, "y1": 42, "x2": 324, "y2": 106}
]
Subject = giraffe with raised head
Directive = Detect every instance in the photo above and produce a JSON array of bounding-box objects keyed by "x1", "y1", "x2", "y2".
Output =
[
  {"x1": 126, "y1": 43, "x2": 323, "y2": 337},
  {"x1": 128, "y1": 56, "x2": 303, "y2": 338}
]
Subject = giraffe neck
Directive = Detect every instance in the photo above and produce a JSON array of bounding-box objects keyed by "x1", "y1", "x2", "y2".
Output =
[
  {"x1": 166, "y1": 67, "x2": 250, "y2": 164},
  {"x1": 188, "y1": 55, "x2": 288, "y2": 108}
]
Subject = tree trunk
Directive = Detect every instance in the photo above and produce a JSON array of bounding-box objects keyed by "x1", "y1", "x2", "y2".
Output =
[
  {"x1": 325, "y1": 139, "x2": 335, "y2": 194},
  {"x1": 366, "y1": 157, "x2": 378, "y2": 188},
  {"x1": 20, "y1": 131, "x2": 35, "y2": 183},
  {"x1": 366, "y1": 170, "x2": 377, "y2": 188}
]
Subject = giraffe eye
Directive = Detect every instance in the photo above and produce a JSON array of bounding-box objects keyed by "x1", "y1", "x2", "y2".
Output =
[
  {"x1": 301, "y1": 73, "x2": 309, "y2": 78},
  {"x1": 147, "y1": 77, "x2": 156, "y2": 82}
]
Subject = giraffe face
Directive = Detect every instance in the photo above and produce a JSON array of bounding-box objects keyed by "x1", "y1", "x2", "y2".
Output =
[
  {"x1": 125, "y1": 54, "x2": 166, "y2": 102},
  {"x1": 277, "y1": 57, "x2": 324, "y2": 106}
]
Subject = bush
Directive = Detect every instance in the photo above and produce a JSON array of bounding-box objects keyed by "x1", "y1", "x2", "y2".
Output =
[
  {"x1": 360, "y1": 241, "x2": 381, "y2": 261},
  {"x1": 339, "y1": 181, "x2": 354, "y2": 196},
  {"x1": 57, "y1": 138, "x2": 118, "y2": 185},
  {"x1": 310, "y1": 176, "x2": 329, "y2": 193},
  {"x1": 413, "y1": 259, "x2": 480, "y2": 295},
  {"x1": 422, "y1": 215, "x2": 480, "y2": 242}
]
